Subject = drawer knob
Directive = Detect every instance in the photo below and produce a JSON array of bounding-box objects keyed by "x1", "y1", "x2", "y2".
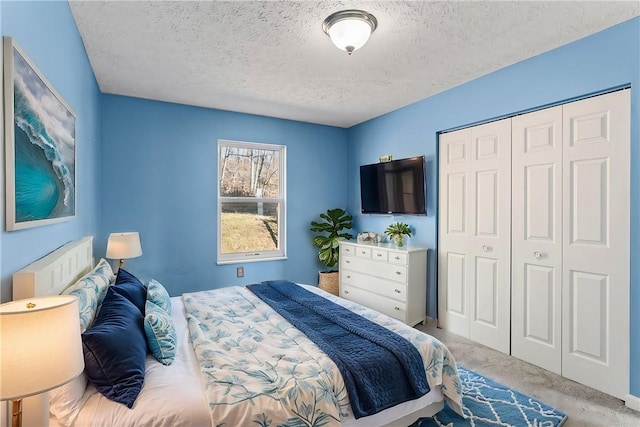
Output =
[
  {"x1": 347, "y1": 275, "x2": 351, "y2": 279},
  {"x1": 361, "y1": 251, "x2": 366, "y2": 254},
  {"x1": 394, "y1": 306, "x2": 400, "y2": 311},
  {"x1": 346, "y1": 260, "x2": 351, "y2": 264},
  {"x1": 394, "y1": 289, "x2": 401, "y2": 293},
  {"x1": 395, "y1": 271, "x2": 402, "y2": 275},
  {"x1": 394, "y1": 256, "x2": 400, "y2": 260},
  {"x1": 377, "y1": 254, "x2": 382, "y2": 257},
  {"x1": 344, "y1": 290, "x2": 349, "y2": 294}
]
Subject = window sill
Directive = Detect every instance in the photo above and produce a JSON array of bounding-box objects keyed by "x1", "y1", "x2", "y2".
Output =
[{"x1": 217, "y1": 256, "x2": 288, "y2": 265}]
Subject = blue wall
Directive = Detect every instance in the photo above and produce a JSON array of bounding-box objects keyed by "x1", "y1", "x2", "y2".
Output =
[
  {"x1": 99, "y1": 95, "x2": 348, "y2": 297},
  {"x1": 0, "y1": 1, "x2": 102, "y2": 303},
  {"x1": 347, "y1": 17, "x2": 640, "y2": 398}
]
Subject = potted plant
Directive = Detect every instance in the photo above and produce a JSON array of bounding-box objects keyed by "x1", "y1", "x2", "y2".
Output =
[
  {"x1": 310, "y1": 208, "x2": 353, "y2": 295},
  {"x1": 385, "y1": 222, "x2": 412, "y2": 247}
]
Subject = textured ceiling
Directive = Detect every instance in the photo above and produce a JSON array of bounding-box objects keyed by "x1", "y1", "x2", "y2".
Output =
[{"x1": 69, "y1": 1, "x2": 639, "y2": 128}]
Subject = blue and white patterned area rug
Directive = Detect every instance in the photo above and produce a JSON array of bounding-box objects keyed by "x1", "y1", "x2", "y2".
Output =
[{"x1": 417, "y1": 366, "x2": 567, "y2": 427}]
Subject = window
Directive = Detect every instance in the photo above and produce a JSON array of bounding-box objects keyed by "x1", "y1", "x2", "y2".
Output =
[{"x1": 217, "y1": 140, "x2": 286, "y2": 263}]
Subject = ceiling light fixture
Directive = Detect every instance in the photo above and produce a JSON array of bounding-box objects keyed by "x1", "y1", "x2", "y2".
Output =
[{"x1": 322, "y1": 9, "x2": 377, "y2": 55}]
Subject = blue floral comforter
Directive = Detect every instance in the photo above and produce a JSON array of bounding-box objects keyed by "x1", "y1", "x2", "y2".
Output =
[{"x1": 182, "y1": 284, "x2": 463, "y2": 426}]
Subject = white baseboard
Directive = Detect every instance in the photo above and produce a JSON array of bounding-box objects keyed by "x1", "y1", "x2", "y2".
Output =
[{"x1": 626, "y1": 394, "x2": 640, "y2": 412}]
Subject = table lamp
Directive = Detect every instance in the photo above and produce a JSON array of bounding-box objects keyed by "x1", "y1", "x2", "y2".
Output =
[
  {"x1": 0, "y1": 296, "x2": 84, "y2": 427},
  {"x1": 106, "y1": 232, "x2": 142, "y2": 269}
]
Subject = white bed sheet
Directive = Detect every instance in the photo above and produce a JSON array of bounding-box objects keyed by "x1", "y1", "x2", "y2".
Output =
[
  {"x1": 54, "y1": 291, "x2": 444, "y2": 427},
  {"x1": 56, "y1": 297, "x2": 210, "y2": 427}
]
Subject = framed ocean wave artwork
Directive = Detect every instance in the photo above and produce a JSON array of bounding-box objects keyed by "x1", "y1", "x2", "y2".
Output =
[{"x1": 3, "y1": 37, "x2": 76, "y2": 230}]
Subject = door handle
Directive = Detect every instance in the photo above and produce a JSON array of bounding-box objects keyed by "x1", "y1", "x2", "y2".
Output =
[
  {"x1": 534, "y1": 251, "x2": 543, "y2": 259},
  {"x1": 482, "y1": 245, "x2": 490, "y2": 252}
]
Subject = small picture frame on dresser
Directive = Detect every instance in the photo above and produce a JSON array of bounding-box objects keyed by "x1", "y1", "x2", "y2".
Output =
[{"x1": 357, "y1": 231, "x2": 381, "y2": 244}]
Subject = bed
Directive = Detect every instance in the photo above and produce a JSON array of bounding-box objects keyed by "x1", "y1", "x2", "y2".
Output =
[{"x1": 12, "y1": 237, "x2": 463, "y2": 427}]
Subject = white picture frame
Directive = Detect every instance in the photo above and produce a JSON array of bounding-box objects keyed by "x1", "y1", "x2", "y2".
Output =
[{"x1": 3, "y1": 37, "x2": 76, "y2": 231}]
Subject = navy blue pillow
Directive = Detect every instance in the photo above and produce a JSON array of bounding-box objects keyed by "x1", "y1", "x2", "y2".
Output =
[
  {"x1": 82, "y1": 287, "x2": 146, "y2": 408},
  {"x1": 113, "y1": 269, "x2": 147, "y2": 314}
]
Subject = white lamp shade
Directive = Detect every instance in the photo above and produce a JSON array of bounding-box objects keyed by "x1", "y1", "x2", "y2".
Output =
[
  {"x1": 106, "y1": 232, "x2": 142, "y2": 260},
  {"x1": 0, "y1": 296, "x2": 84, "y2": 400},
  {"x1": 328, "y1": 18, "x2": 373, "y2": 53}
]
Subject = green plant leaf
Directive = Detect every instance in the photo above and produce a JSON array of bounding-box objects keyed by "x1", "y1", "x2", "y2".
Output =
[
  {"x1": 384, "y1": 221, "x2": 412, "y2": 238},
  {"x1": 310, "y1": 208, "x2": 353, "y2": 268}
]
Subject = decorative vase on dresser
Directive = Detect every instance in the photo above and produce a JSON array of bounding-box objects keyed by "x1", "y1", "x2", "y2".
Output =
[{"x1": 339, "y1": 241, "x2": 427, "y2": 326}]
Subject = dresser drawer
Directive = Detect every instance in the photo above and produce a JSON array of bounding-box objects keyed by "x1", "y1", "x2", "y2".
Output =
[
  {"x1": 341, "y1": 244, "x2": 356, "y2": 257},
  {"x1": 371, "y1": 249, "x2": 388, "y2": 262},
  {"x1": 342, "y1": 256, "x2": 407, "y2": 284},
  {"x1": 387, "y1": 251, "x2": 408, "y2": 265},
  {"x1": 341, "y1": 285, "x2": 407, "y2": 322},
  {"x1": 341, "y1": 270, "x2": 407, "y2": 302},
  {"x1": 355, "y1": 247, "x2": 372, "y2": 258}
]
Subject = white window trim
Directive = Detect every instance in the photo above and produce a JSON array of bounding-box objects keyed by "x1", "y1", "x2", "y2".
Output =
[{"x1": 217, "y1": 140, "x2": 286, "y2": 264}]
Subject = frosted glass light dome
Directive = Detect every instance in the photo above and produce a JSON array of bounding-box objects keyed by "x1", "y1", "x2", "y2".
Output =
[{"x1": 323, "y1": 10, "x2": 377, "y2": 55}]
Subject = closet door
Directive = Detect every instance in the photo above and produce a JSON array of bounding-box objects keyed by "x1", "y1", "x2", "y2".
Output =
[
  {"x1": 511, "y1": 106, "x2": 563, "y2": 374},
  {"x1": 438, "y1": 128, "x2": 472, "y2": 337},
  {"x1": 438, "y1": 119, "x2": 511, "y2": 354},
  {"x1": 468, "y1": 119, "x2": 511, "y2": 353},
  {"x1": 562, "y1": 89, "x2": 630, "y2": 399}
]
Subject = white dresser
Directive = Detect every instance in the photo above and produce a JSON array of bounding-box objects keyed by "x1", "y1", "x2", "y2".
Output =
[{"x1": 339, "y1": 241, "x2": 427, "y2": 326}]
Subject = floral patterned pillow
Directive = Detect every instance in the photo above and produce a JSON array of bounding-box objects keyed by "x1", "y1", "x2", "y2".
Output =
[
  {"x1": 144, "y1": 300, "x2": 177, "y2": 365},
  {"x1": 62, "y1": 258, "x2": 115, "y2": 332},
  {"x1": 94, "y1": 259, "x2": 116, "y2": 304},
  {"x1": 146, "y1": 279, "x2": 171, "y2": 313}
]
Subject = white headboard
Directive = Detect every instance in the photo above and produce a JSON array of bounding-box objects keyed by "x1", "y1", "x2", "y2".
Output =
[{"x1": 13, "y1": 236, "x2": 94, "y2": 300}]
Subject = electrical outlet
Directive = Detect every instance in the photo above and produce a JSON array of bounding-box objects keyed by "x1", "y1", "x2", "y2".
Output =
[{"x1": 237, "y1": 266, "x2": 244, "y2": 278}]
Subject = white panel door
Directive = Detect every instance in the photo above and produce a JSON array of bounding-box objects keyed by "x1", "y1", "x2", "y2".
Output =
[
  {"x1": 562, "y1": 89, "x2": 630, "y2": 399},
  {"x1": 511, "y1": 106, "x2": 563, "y2": 374},
  {"x1": 468, "y1": 118, "x2": 511, "y2": 354},
  {"x1": 438, "y1": 128, "x2": 472, "y2": 337}
]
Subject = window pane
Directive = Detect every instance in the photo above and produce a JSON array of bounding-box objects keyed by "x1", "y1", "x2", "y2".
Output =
[
  {"x1": 219, "y1": 146, "x2": 280, "y2": 198},
  {"x1": 220, "y1": 202, "x2": 279, "y2": 254}
]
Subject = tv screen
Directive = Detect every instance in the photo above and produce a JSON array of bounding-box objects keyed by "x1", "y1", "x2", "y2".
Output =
[{"x1": 360, "y1": 156, "x2": 426, "y2": 215}]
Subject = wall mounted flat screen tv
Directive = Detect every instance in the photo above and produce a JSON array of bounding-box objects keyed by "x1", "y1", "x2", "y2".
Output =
[{"x1": 360, "y1": 156, "x2": 426, "y2": 215}]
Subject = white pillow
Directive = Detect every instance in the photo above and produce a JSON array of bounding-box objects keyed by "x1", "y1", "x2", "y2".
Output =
[{"x1": 49, "y1": 374, "x2": 96, "y2": 426}]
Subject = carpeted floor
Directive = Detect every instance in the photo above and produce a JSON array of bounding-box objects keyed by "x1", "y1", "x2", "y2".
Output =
[
  {"x1": 417, "y1": 366, "x2": 566, "y2": 427},
  {"x1": 418, "y1": 320, "x2": 640, "y2": 427}
]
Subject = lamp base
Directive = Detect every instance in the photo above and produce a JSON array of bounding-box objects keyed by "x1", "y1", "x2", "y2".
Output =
[
  {"x1": 11, "y1": 399, "x2": 21, "y2": 427},
  {"x1": 119, "y1": 259, "x2": 125, "y2": 269}
]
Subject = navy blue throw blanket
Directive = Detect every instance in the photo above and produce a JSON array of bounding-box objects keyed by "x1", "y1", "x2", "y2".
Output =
[{"x1": 247, "y1": 280, "x2": 430, "y2": 418}]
